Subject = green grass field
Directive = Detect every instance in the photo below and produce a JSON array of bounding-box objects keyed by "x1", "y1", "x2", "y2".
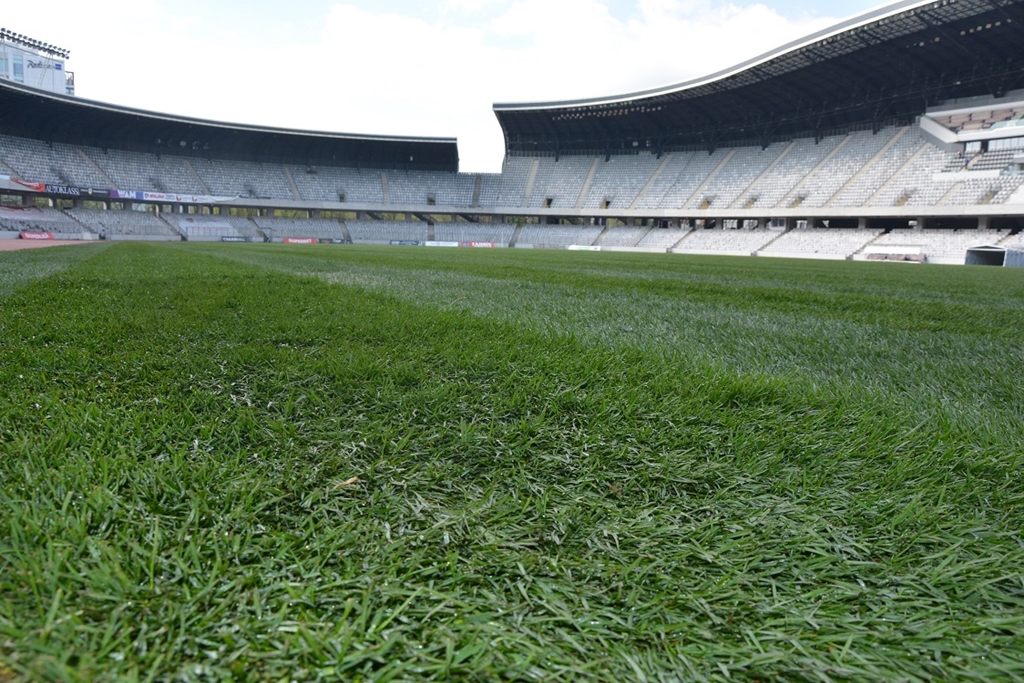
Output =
[{"x1": 2, "y1": 242, "x2": 1023, "y2": 682}]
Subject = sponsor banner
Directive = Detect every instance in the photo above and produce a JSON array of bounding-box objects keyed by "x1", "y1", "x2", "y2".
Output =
[
  {"x1": 390, "y1": 240, "x2": 422, "y2": 246},
  {"x1": 460, "y1": 241, "x2": 495, "y2": 248},
  {"x1": 11, "y1": 178, "x2": 46, "y2": 193},
  {"x1": 221, "y1": 236, "x2": 249, "y2": 243},
  {"x1": 20, "y1": 231, "x2": 55, "y2": 240},
  {"x1": 0, "y1": 207, "x2": 57, "y2": 222},
  {"x1": 567, "y1": 245, "x2": 601, "y2": 251},
  {"x1": 320, "y1": 238, "x2": 349, "y2": 244},
  {"x1": 26, "y1": 60, "x2": 65, "y2": 73},
  {"x1": 44, "y1": 184, "x2": 110, "y2": 199},
  {"x1": 109, "y1": 190, "x2": 145, "y2": 201},
  {"x1": 0, "y1": 177, "x2": 102, "y2": 197},
  {"x1": 425, "y1": 241, "x2": 460, "y2": 248},
  {"x1": 110, "y1": 190, "x2": 237, "y2": 204},
  {"x1": 284, "y1": 237, "x2": 318, "y2": 244},
  {"x1": 0, "y1": 176, "x2": 28, "y2": 192},
  {"x1": 145, "y1": 191, "x2": 235, "y2": 203}
]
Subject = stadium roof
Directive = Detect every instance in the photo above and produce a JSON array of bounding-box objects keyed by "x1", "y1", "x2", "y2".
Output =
[
  {"x1": 494, "y1": 0, "x2": 1024, "y2": 156},
  {"x1": 0, "y1": 78, "x2": 460, "y2": 172}
]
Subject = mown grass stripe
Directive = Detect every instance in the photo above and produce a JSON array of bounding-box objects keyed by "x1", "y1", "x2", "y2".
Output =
[{"x1": 0, "y1": 242, "x2": 1021, "y2": 681}]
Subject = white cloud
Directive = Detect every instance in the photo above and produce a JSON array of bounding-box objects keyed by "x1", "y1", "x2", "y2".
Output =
[
  {"x1": 2, "y1": 1, "x2": 843, "y2": 172},
  {"x1": 445, "y1": 0, "x2": 509, "y2": 13}
]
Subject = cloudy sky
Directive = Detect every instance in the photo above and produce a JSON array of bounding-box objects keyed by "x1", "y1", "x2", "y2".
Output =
[{"x1": 4, "y1": 0, "x2": 883, "y2": 171}]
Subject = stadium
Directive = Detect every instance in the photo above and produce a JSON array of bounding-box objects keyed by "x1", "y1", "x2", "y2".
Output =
[
  {"x1": 0, "y1": 0, "x2": 1023, "y2": 262},
  {"x1": 2, "y1": 1, "x2": 1024, "y2": 681}
]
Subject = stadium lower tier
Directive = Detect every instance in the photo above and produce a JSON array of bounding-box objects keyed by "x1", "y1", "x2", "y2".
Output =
[
  {"x1": 2, "y1": 123, "x2": 1023, "y2": 212},
  {"x1": 0, "y1": 208, "x2": 1019, "y2": 265}
]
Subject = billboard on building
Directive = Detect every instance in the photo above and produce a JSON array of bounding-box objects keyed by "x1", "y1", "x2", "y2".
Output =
[{"x1": 0, "y1": 32, "x2": 72, "y2": 96}]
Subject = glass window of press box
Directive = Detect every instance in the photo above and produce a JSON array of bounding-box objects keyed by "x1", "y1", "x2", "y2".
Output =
[{"x1": 989, "y1": 137, "x2": 1024, "y2": 151}]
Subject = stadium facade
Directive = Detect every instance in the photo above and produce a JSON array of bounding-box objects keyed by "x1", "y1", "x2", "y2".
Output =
[{"x1": 1, "y1": 0, "x2": 1023, "y2": 264}]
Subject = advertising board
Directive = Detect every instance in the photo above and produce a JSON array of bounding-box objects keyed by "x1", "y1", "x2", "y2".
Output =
[
  {"x1": 44, "y1": 184, "x2": 109, "y2": 199},
  {"x1": 111, "y1": 190, "x2": 236, "y2": 204}
]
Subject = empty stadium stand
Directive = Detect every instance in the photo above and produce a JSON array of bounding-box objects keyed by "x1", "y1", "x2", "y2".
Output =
[
  {"x1": 865, "y1": 229, "x2": 1010, "y2": 264},
  {"x1": 516, "y1": 225, "x2": 603, "y2": 248},
  {"x1": 3, "y1": 121, "x2": 1020, "y2": 213},
  {"x1": 173, "y1": 214, "x2": 263, "y2": 241},
  {"x1": 0, "y1": 207, "x2": 90, "y2": 236},
  {"x1": 255, "y1": 217, "x2": 347, "y2": 240},
  {"x1": 433, "y1": 223, "x2": 515, "y2": 244},
  {"x1": 347, "y1": 220, "x2": 429, "y2": 244},
  {"x1": 674, "y1": 228, "x2": 782, "y2": 255},
  {"x1": 2, "y1": 0, "x2": 1022, "y2": 264},
  {"x1": 635, "y1": 228, "x2": 691, "y2": 250},
  {"x1": 760, "y1": 228, "x2": 883, "y2": 259},
  {"x1": 68, "y1": 209, "x2": 179, "y2": 240}
]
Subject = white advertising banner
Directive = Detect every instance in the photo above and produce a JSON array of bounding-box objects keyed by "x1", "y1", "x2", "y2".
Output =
[{"x1": 110, "y1": 190, "x2": 237, "y2": 204}]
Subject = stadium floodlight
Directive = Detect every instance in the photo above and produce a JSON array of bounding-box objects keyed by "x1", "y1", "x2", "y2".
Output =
[{"x1": 0, "y1": 28, "x2": 70, "y2": 58}]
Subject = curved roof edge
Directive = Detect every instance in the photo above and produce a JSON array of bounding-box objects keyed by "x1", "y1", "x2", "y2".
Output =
[
  {"x1": 493, "y1": 0, "x2": 938, "y2": 112},
  {"x1": 0, "y1": 78, "x2": 457, "y2": 145}
]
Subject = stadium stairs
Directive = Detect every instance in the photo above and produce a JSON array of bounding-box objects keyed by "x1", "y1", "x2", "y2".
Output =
[
  {"x1": 754, "y1": 229, "x2": 793, "y2": 253},
  {"x1": 779, "y1": 136, "x2": 852, "y2": 209},
  {"x1": 508, "y1": 223, "x2": 525, "y2": 247},
  {"x1": 592, "y1": 225, "x2": 613, "y2": 246},
  {"x1": 471, "y1": 175, "x2": 482, "y2": 208},
  {"x1": 575, "y1": 159, "x2": 601, "y2": 209},
  {"x1": 825, "y1": 128, "x2": 908, "y2": 207},
  {"x1": 730, "y1": 141, "x2": 797, "y2": 210},
  {"x1": 77, "y1": 150, "x2": 117, "y2": 189},
  {"x1": 338, "y1": 220, "x2": 353, "y2": 243},
  {"x1": 282, "y1": 166, "x2": 303, "y2": 201},
  {"x1": 158, "y1": 214, "x2": 186, "y2": 240},
  {"x1": 866, "y1": 143, "x2": 930, "y2": 206},
  {"x1": 520, "y1": 160, "x2": 540, "y2": 207},
  {"x1": 63, "y1": 210, "x2": 98, "y2": 238},
  {"x1": 629, "y1": 156, "x2": 674, "y2": 210},
  {"x1": 182, "y1": 159, "x2": 212, "y2": 195},
  {"x1": 684, "y1": 151, "x2": 736, "y2": 209}
]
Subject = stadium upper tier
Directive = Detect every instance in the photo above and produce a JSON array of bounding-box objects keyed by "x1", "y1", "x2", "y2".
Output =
[
  {"x1": 3, "y1": 125, "x2": 1021, "y2": 212},
  {"x1": 494, "y1": 0, "x2": 1024, "y2": 156},
  {"x1": 0, "y1": 78, "x2": 459, "y2": 172}
]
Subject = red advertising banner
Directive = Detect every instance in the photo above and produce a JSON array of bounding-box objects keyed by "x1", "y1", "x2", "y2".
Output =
[
  {"x1": 460, "y1": 241, "x2": 495, "y2": 248},
  {"x1": 12, "y1": 178, "x2": 46, "y2": 193},
  {"x1": 283, "y1": 237, "x2": 317, "y2": 244},
  {"x1": 20, "y1": 231, "x2": 55, "y2": 240}
]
